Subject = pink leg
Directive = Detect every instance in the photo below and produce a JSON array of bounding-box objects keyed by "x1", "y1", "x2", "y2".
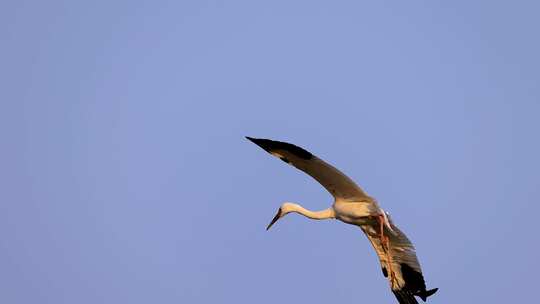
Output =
[
  {"x1": 375, "y1": 215, "x2": 396, "y2": 283},
  {"x1": 378, "y1": 214, "x2": 389, "y2": 251},
  {"x1": 381, "y1": 233, "x2": 395, "y2": 282}
]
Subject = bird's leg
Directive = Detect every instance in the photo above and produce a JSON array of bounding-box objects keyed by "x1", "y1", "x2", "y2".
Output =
[
  {"x1": 378, "y1": 214, "x2": 389, "y2": 251},
  {"x1": 374, "y1": 214, "x2": 395, "y2": 284},
  {"x1": 381, "y1": 233, "x2": 396, "y2": 284},
  {"x1": 384, "y1": 235, "x2": 395, "y2": 281},
  {"x1": 378, "y1": 215, "x2": 395, "y2": 283}
]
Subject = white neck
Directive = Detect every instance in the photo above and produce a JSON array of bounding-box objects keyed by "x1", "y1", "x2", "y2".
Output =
[{"x1": 284, "y1": 203, "x2": 335, "y2": 220}]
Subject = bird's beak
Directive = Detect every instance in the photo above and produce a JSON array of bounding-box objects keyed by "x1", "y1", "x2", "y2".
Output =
[{"x1": 266, "y1": 208, "x2": 282, "y2": 230}]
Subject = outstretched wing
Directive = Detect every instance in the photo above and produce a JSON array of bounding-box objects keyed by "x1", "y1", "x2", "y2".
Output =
[
  {"x1": 246, "y1": 137, "x2": 371, "y2": 202},
  {"x1": 360, "y1": 221, "x2": 437, "y2": 304}
]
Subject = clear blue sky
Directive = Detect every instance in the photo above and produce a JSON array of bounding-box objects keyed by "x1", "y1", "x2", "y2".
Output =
[{"x1": 2, "y1": 1, "x2": 539, "y2": 303}]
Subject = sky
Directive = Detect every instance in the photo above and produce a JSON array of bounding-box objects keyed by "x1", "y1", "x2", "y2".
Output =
[{"x1": 1, "y1": 1, "x2": 539, "y2": 303}]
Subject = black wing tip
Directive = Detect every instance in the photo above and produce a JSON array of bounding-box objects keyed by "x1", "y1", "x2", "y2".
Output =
[
  {"x1": 393, "y1": 290, "x2": 419, "y2": 304},
  {"x1": 420, "y1": 288, "x2": 438, "y2": 301},
  {"x1": 427, "y1": 288, "x2": 439, "y2": 296},
  {"x1": 245, "y1": 136, "x2": 267, "y2": 151},
  {"x1": 394, "y1": 288, "x2": 438, "y2": 304},
  {"x1": 244, "y1": 136, "x2": 313, "y2": 160},
  {"x1": 399, "y1": 263, "x2": 438, "y2": 302},
  {"x1": 245, "y1": 136, "x2": 263, "y2": 146}
]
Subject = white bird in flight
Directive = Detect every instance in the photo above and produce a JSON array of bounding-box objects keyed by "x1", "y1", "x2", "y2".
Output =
[{"x1": 247, "y1": 137, "x2": 438, "y2": 304}]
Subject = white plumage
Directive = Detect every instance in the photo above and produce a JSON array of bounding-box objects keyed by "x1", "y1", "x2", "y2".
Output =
[{"x1": 247, "y1": 137, "x2": 438, "y2": 304}]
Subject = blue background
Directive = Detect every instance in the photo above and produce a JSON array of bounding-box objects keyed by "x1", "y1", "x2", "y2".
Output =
[{"x1": 2, "y1": 1, "x2": 539, "y2": 303}]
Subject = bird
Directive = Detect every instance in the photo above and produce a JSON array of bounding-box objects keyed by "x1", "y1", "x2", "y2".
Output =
[{"x1": 246, "y1": 137, "x2": 438, "y2": 304}]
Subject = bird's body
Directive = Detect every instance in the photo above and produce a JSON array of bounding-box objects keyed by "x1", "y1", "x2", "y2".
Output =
[
  {"x1": 333, "y1": 200, "x2": 381, "y2": 225},
  {"x1": 247, "y1": 137, "x2": 438, "y2": 304}
]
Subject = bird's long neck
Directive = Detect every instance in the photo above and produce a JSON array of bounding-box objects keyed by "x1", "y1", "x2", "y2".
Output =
[{"x1": 287, "y1": 204, "x2": 335, "y2": 220}]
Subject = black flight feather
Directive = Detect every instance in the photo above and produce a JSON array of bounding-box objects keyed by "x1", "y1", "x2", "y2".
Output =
[{"x1": 245, "y1": 137, "x2": 313, "y2": 160}]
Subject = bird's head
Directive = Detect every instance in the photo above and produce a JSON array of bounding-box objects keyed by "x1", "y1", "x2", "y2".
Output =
[{"x1": 266, "y1": 202, "x2": 298, "y2": 230}]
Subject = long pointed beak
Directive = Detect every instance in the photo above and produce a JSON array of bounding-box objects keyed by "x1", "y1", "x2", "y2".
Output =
[{"x1": 266, "y1": 208, "x2": 282, "y2": 230}]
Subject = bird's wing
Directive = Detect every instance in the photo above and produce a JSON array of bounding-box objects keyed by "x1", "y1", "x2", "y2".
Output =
[
  {"x1": 246, "y1": 137, "x2": 371, "y2": 202},
  {"x1": 360, "y1": 222, "x2": 437, "y2": 304}
]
